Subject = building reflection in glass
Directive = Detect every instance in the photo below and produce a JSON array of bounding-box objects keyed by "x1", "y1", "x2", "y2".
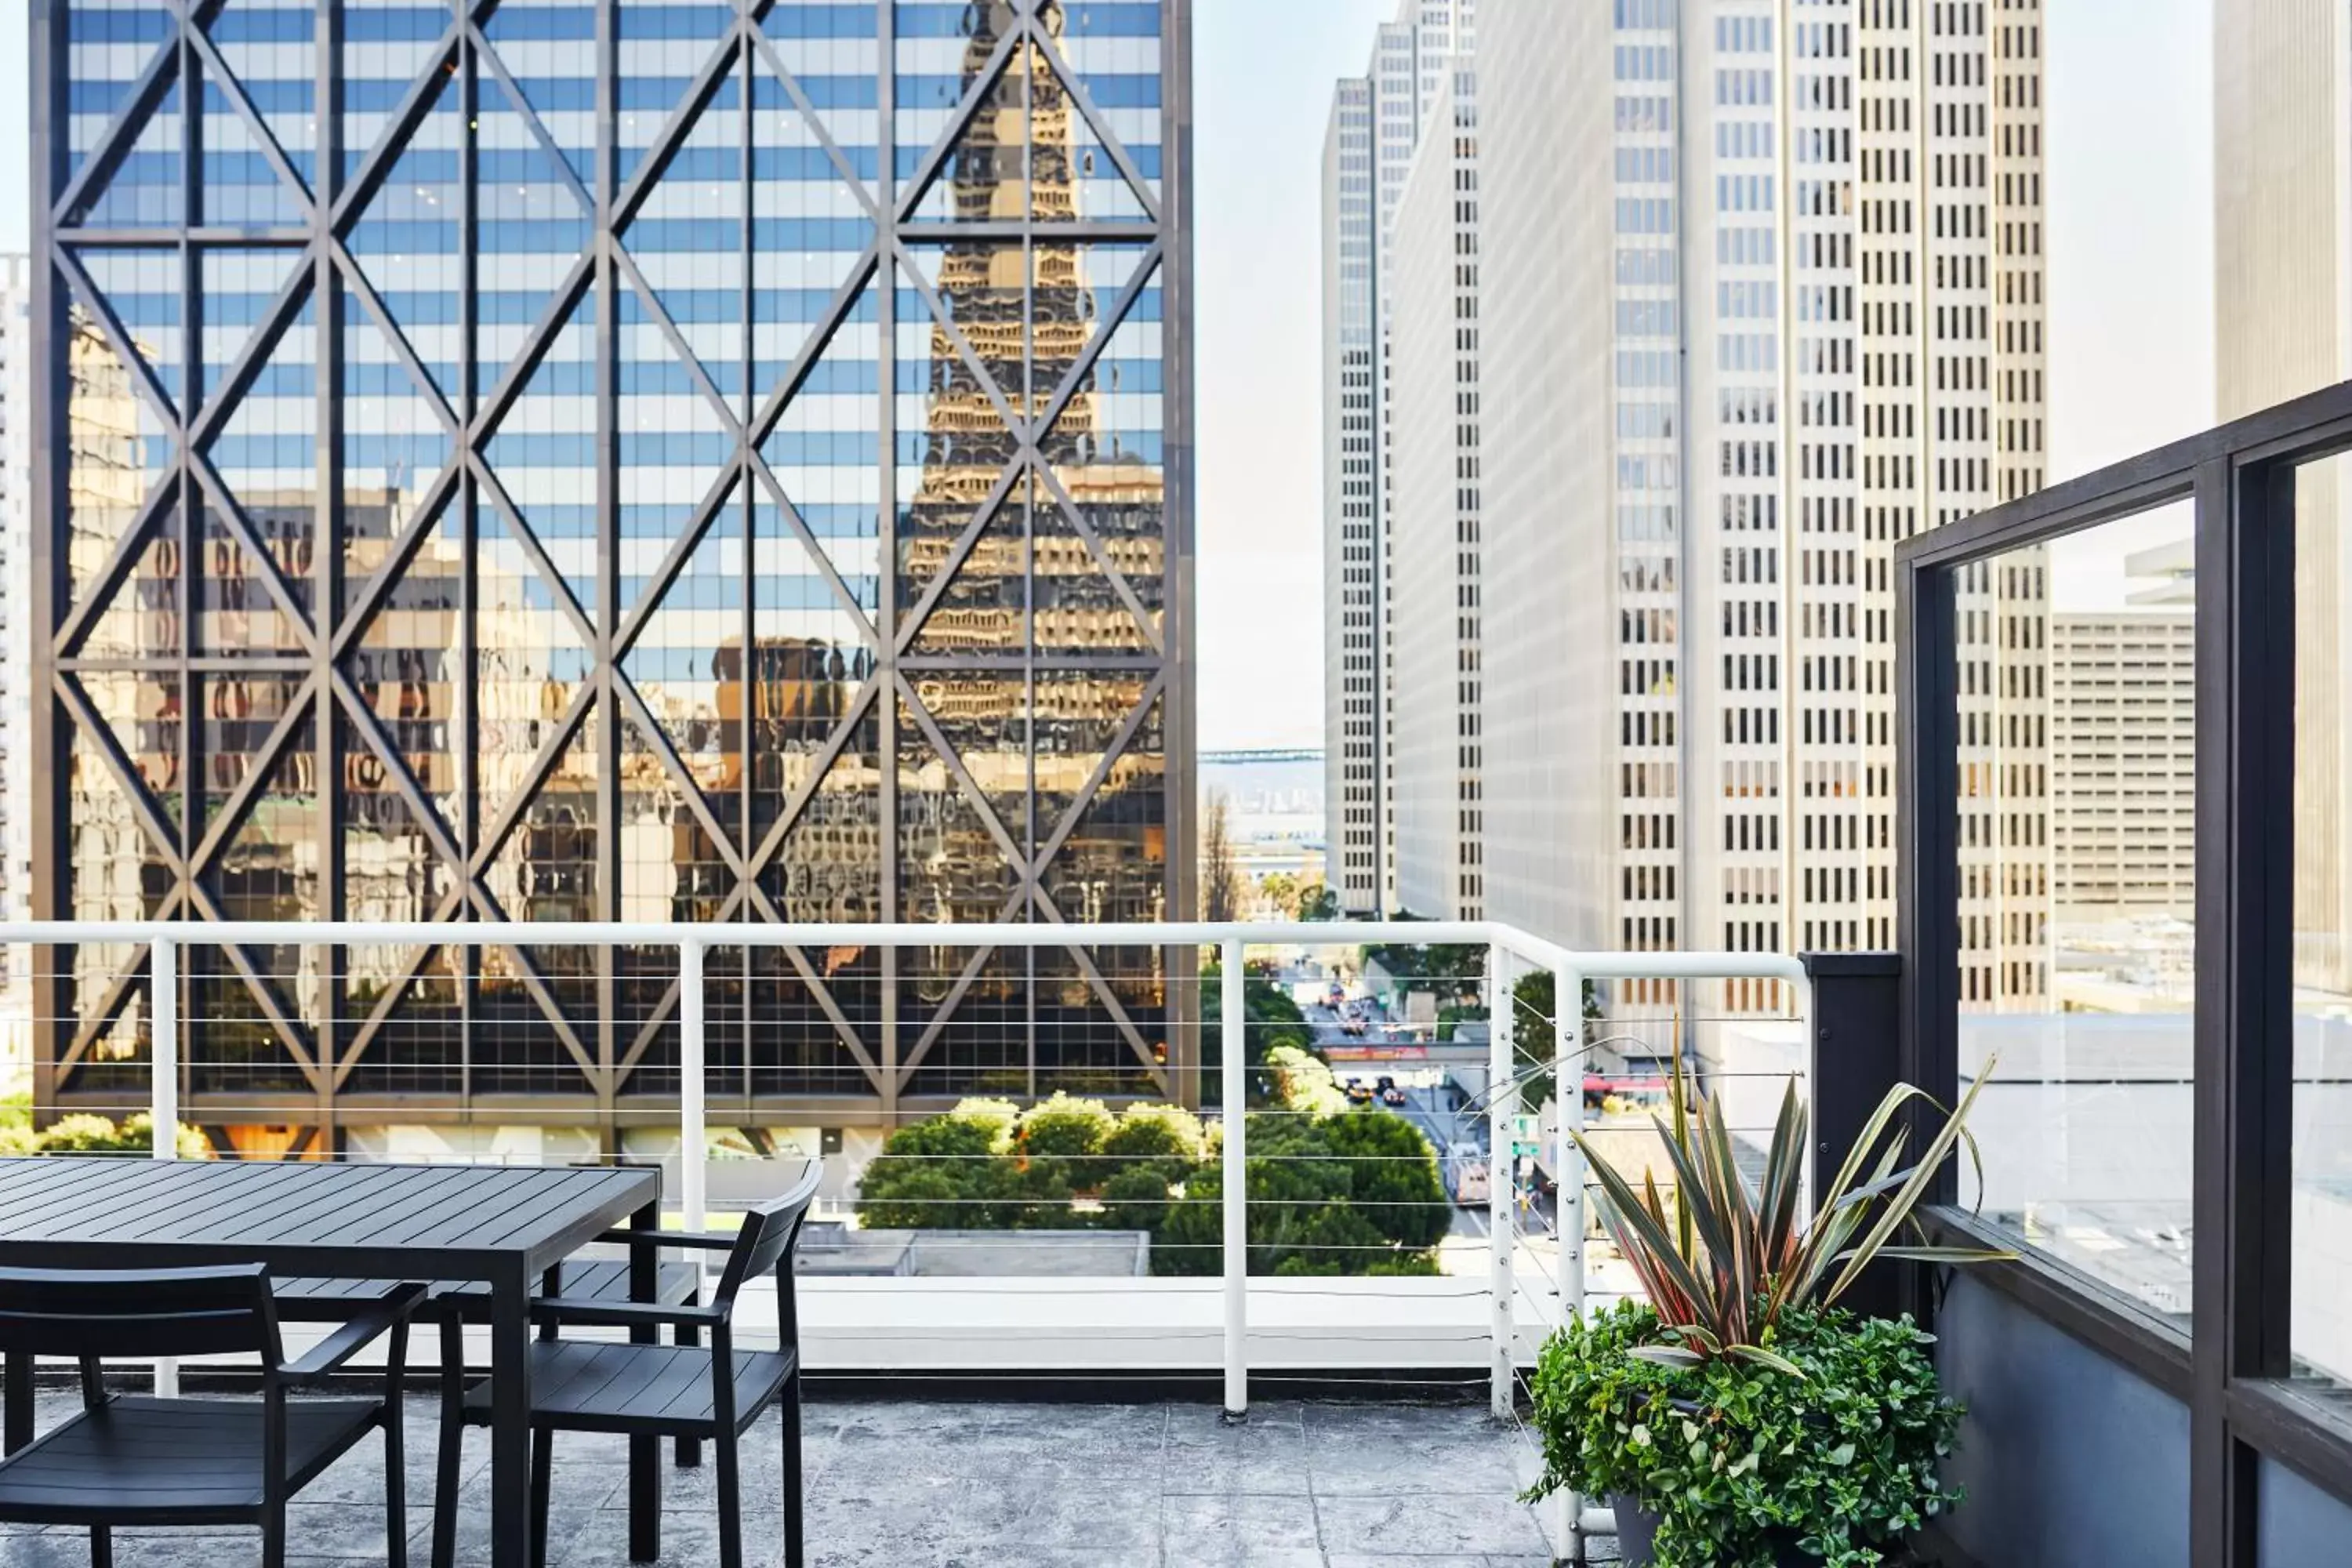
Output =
[{"x1": 46, "y1": 0, "x2": 1175, "y2": 1134}]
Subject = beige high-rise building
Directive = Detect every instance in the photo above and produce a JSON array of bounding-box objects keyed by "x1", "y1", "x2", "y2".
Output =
[
  {"x1": 1390, "y1": 64, "x2": 1484, "y2": 922},
  {"x1": 1467, "y1": 0, "x2": 2049, "y2": 1014},
  {"x1": 2050, "y1": 611, "x2": 2198, "y2": 920},
  {"x1": 1474, "y1": 0, "x2": 1618, "y2": 956},
  {"x1": 1320, "y1": 0, "x2": 1478, "y2": 918},
  {"x1": 2215, "y1": 0, "x2": 2352, "y2": 992}
]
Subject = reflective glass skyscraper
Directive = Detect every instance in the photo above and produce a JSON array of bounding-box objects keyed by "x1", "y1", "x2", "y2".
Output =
[{"x1": 29, "y1": 0, "x2": 1191, "y2": 1150}]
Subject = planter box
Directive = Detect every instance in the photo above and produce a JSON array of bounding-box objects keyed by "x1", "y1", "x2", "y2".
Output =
[{"x1": 1609, "y1": 1497, "x2": 1812, "y2": 1568}]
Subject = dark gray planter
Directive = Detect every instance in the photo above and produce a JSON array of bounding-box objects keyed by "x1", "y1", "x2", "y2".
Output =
[{"x1": 1607, "y1": 1496, "x2": 1815, "y2": 1567}]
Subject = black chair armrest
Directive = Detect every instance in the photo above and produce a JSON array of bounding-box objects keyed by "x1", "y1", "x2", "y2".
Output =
[
  {"x1": 591, "y1": 1228, "x2": 738, "y2": 1252},
  {"x1": 527, "y1": 1297, "x2": 722, "y2": 1331},
  {"x1": 278, "y1": 1281, "x2": 428, "y2": 1385}
]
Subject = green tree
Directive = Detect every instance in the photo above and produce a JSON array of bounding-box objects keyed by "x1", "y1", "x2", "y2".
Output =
[
  {"x1": 1263, "y1": 1043, "x2": 1348, "y2": 1119},
  {"x1": 1319, "y1": 1105, "x2": 1451, "y2": 1250},
  {"x1": 1155, "y1": 1108, "x2": 1448, "y2": 1275},
  {"x1": 1507, "y1": 969, "x2": 1606, "y2": 1108},
  {"x1": 1100, "y1": 1102, "x2": 1207, "y2": 1182},
  {"x1": 27, "y1": 1112, "x2": 209, "y2": 1159},
  {"x1": 1200, "y1": 965, "x2": 1317, "y2": 1105},
  {"x1": 852, "y1": 1076, "x2": 1452, "y2": 1277},
  {"x1": 1297, "y1": 881, "x2": 1341, "y2": 922},
  {"x1": 1098, "y1": 1164, "x2": 1176, "y2": 1232},
  {"x1": 1361, "y1": 913, "x2": 1486, "y2": 1002},
  {"x1": 856, "y1": 1115, "x2": 1028, "y2": 1229},
  {"x1": 1202, "y1": 791, "x2": 1244, "y2": 924},
  {"x1": 1260, "y1": 871, "x2": 1299, "y2": 920},
  {"x1": 1014, "y1": 1091, "x2": 1117, "y2": 1194}
]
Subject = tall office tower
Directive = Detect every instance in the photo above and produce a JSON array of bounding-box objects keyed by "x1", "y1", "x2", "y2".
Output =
[
  {"x1": 1896, "y1": 0, "x2": 2050, "y2": 1014},
  {"x1": 31, "y1": 0, "x2": 1189, "y2": 1153},
  {"x1": 1472, "y1": 0, "x2": 2047, "y2": 1012},
  {"x1": 1684, "y1": 2, "x2": 1791, "y2": 1015},
  {"x1": 2050, "y1": 611, "x2": 2198, "y2": 920},
  {"x1": 1389, "y1": 64, "x2": 1483, "y2": 922},
  {"x1": 2215, "y1": 0, "x2": 2352, "y2": 992},
  {"x1": 1476, "y1": 0, "x2": 1619, "y2": 956},
  {"x1": 1323, "y1": 80, "x2": 1379, "y2": 917},
  {"x1": 1320, "y1": 0, "x2": 1474, "y2": 916}
]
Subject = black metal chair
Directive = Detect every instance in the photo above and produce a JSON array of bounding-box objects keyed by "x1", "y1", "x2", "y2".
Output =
[
  {"x1": 278, "y1": 1160, "x2": 706, "y2": 1465},
  {"x1": 0, "y1": 1263, "x2": 420, "y2": 1568},
  {"x1": 430, "y1": 1161, "x2": 823, "y2": 1568}
]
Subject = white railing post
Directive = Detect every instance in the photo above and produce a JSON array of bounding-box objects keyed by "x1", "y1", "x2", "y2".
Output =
[
  {"x1": 679, "y1": 941, "x2": 707, "y2": 1256},
  {"x1": 151, "y1": 938, "x2": 178, "y2": 1398},
  {"x1": 1221, "y1": 935, "x2": 1247, "y2": 1421},
  {"x1": 1554, "y1": 964, "x2": 1588, "y2": 1557},
  {"x1": 1487, "y1": 942, "x2": 1513, "y2": 1418}
]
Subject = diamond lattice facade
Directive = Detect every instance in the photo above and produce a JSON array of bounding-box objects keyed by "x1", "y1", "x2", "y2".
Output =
[{"x1": 30, "y1": 0, "x2": 1192, "y2": 1150}]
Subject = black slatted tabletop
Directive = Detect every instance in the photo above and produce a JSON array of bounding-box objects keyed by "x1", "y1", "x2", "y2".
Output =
[
  {"x1": 0, "y1": 1157, "x2": 663, "y2": 1566},
  {"x1": 0, "y1": 1159, "x2": 653, "y2": 1279}
]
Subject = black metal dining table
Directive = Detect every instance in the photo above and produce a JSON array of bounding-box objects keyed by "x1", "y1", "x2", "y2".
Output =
[{"x1": 0, "y1": 1156, "x2": 666, "y2": 1567}]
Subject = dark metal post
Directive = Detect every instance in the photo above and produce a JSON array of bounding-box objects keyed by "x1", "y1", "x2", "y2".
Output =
[
  {"x1": 1896, "y1": 551, "x2": 1960, "y2": 1203},
  {"x1": 487, "y1": 1261, "x2": 532, "y2": 1568},
  {"x1": 1802, "y1": 951, "x2": 1906, "y2": 1323},
  {"x1": 627, "y1": 1194, "x2": 661, "y2": 1559},
  {"x1": 27, "y1": 0, "x2": 67, "y2": 1127},
  {"x1": 2188, "y1": 452, "x2": 2297, "y2": 1568}
]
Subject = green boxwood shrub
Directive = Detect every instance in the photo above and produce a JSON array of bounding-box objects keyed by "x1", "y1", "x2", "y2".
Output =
[
  {"x1": 854, "y1": 1069, "x2": 1450, "y2": 1277},
  {"x1": 1524, "y1": 1298, "x2": 1963, "y2": 1568}
]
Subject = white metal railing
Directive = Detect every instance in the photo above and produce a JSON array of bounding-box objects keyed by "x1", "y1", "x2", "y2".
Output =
[{"x1": 2, "y1": 917, "x2": 1807, "y2": 1565}]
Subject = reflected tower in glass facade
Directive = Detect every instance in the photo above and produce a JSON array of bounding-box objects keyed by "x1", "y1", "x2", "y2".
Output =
[{"x1": 29, "y1": 0, "x2": 1190, "y2": 1150}]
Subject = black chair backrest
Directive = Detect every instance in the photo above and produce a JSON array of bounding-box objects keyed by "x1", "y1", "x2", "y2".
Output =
[
  {"x1": 0, "y1": 1263, "x2": 280, "y2": 1363},
  {"x1": 712, "y1": 1161, "x2": 824, "y2": 1308}
]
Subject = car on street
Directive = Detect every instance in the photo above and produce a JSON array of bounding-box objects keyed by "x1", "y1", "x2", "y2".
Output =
[
  {"x1": 1344, "y1": 1079, "x2": 1375, "y2": 1104},
  {"x1": 1444, "y1": 1143, "x2": 1490, "y2": 1206}
]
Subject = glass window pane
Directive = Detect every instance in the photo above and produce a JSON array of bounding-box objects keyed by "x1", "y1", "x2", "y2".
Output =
[
  {"x1": 2292, "y1": 452, "x2": 2352, "y2": 1393},
  {"x1": 1961, "y1": 503, "x2": 2196, "y2": 1329}
]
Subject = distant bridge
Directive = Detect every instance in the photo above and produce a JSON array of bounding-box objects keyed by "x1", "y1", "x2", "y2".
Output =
[{"x1": 1200, "y1": 748, "x2": 1323, "y2": 765}]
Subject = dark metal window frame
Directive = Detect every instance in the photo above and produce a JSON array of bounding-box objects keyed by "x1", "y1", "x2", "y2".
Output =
[{"x1": 1896, "y1": 378, "x2": 2352, "y2": 1566}]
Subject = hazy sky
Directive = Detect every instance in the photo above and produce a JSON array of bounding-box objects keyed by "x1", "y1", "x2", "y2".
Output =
[
  {"x1": 2042, "y1": 0, "x2": 2213, "y2": 609},
  {"x1": 0, "y1": 0, "x2": 2218, "y2": 742}
]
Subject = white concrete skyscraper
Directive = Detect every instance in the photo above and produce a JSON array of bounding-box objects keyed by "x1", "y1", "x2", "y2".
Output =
[
  {"x1": 2215, "y1": 0, "x2": 2352, "y2": 993},
  {"x1": 1320, "y1": 0, "x2": 1476, "y2": 917},
  {"x1": 1391, "y1": 62, "x2": 1484, "y2": 921},
  {"x1": 1461, "y1": 0, "x2": 2049, "y2": 1014}
]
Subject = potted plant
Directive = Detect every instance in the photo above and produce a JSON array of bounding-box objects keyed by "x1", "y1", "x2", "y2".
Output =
[{"x1": 1522, "y1": 1056, "x2": 2008, "y2": 1567}]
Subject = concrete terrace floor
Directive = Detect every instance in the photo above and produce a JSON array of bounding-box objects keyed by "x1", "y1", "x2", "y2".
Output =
[{"x1": 0, "y1": 1392, "x2": 1621, "y2": 1567}]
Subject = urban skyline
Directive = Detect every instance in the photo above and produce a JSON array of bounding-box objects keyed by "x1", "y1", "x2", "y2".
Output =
[
  {"x1": 0, "y1": 0, "x2": 2223, "y2": 762},
  {"x1": 1333, "y1": 0, "x2": 2059, "y2": 1021}
]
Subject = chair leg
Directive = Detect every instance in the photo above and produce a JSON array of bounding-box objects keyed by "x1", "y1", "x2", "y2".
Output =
[
  {"x1": 529, "y1": 1428, "x2": 553, "y2": 1568},
  {"x1": 88, "y1": 1524, "x2": 111, "y2": 1568},
  {"x1": 782, "y1": 1372, "x2": 804, "y2": 1568},
  {"x1": 716, "y1": 1426, "x2": 743, "y2": 1568},
  {"x1": 262, "y1": 1501, "x2": 287, "y2": 1568},
  {"x1": 674, "y1": 1303, "x2": 702, "y2": 1468},
  {"x1": 384, "y1": 1401, "x2": 409, "y2": 1568},
  {"x1": 432, "y1": 1316, "x2": 466, "y2": 1568}
]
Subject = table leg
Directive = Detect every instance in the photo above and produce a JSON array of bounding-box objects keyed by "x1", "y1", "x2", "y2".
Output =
[
  {"x1": 4, "y1": 1352, "x2": 30, "y2": 1455},
  {"x1": 489, "y1": 1266, "x2": 532, "y2": 1568},
  {"x1": 628, "y1": 1196, "x2": 660, "y2": 1563}
]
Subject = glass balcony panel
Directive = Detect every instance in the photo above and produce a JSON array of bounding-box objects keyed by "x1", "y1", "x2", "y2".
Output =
[{"x1": 1956, "y1": 503, "x2": 2196, "y2": 1330}]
